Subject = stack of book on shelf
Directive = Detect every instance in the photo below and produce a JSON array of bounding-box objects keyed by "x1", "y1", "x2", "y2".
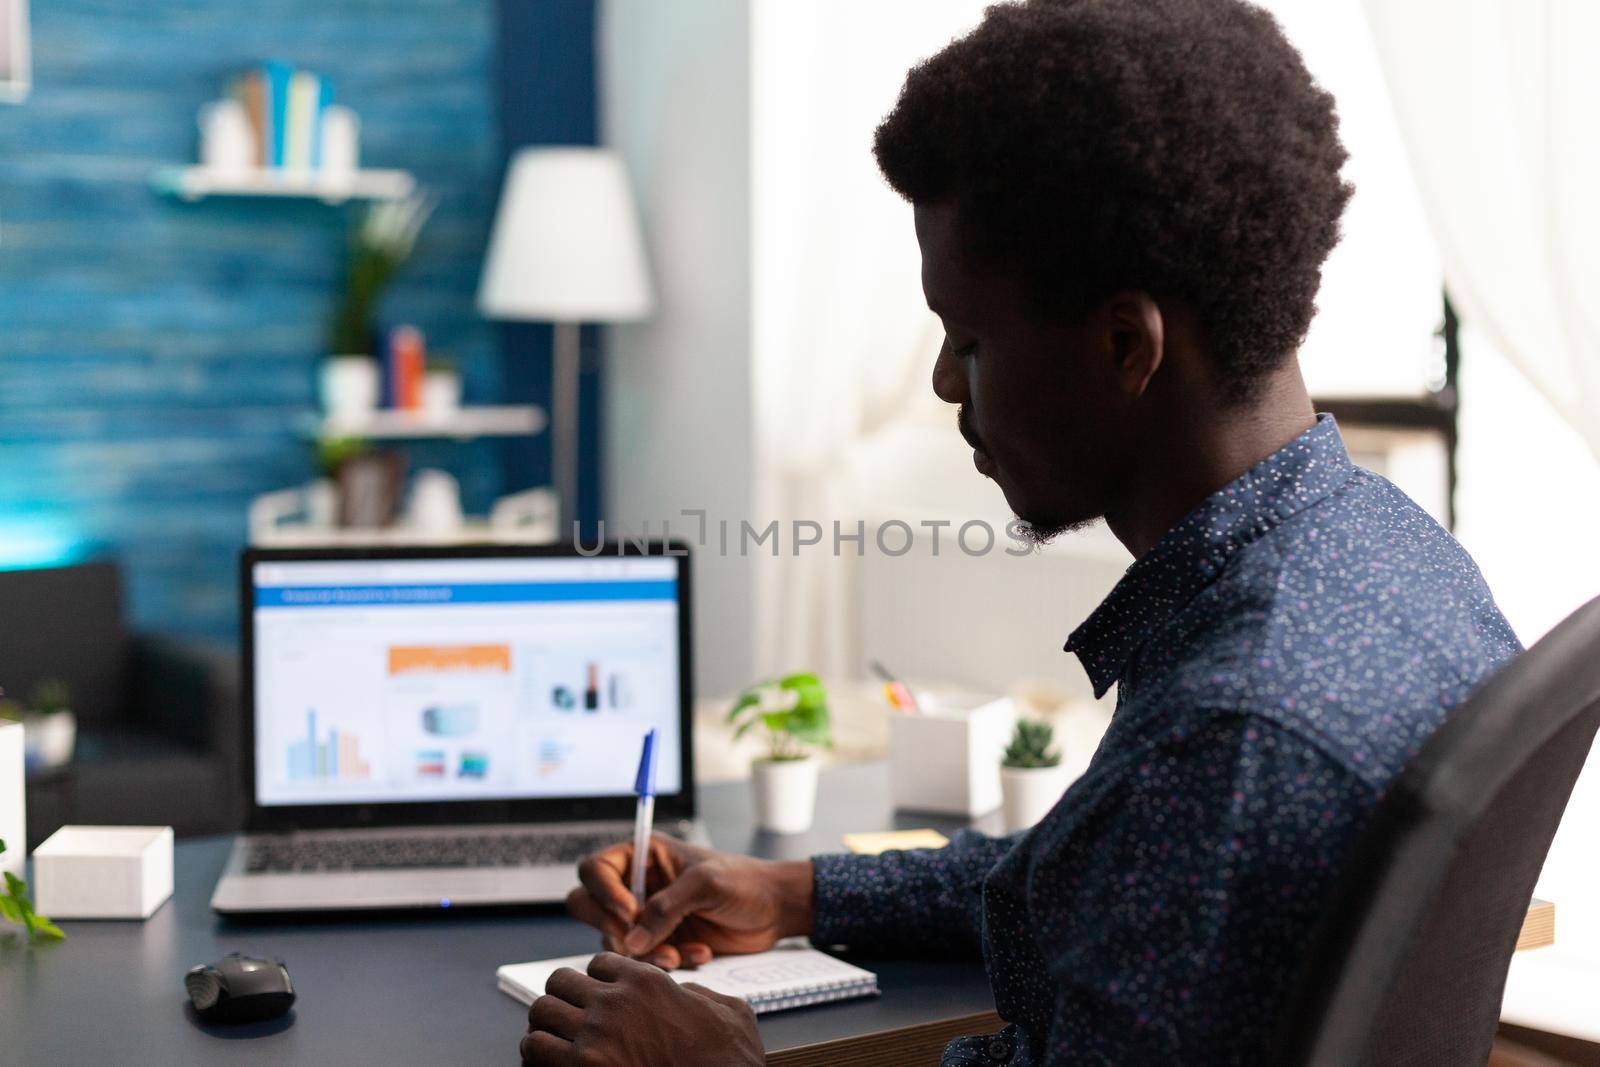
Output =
[{"x1": 227, "y1": 62, "x2": 336, "y2": 172}]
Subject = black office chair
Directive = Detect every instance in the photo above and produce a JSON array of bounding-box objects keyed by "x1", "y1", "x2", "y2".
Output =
[{"x1": 1274, "y1": 596, "x2": 1600, "y2": 1066}]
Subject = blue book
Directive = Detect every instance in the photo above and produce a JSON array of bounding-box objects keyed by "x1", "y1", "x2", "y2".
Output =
[
  {"x1": 312, "y1": 76, "x2": 334, "y2": 171},
  {"x1": 378, "y1": 325, "x2": 395, "y2": 408},
  {"x1": 262, "y1": 60, "x2": 294, "y2": 168}
]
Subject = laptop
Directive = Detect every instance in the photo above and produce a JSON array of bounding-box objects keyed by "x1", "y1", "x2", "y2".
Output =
[{"x1": 211, "y1": 542, "x2": 704, "y2": 914}]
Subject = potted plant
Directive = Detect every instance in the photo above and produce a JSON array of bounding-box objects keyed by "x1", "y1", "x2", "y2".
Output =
[
  {"x1": 0, "y1": 839, "x2": 65, "y2": 942},
  {"x1": 1000, "y1": 719, "x2": 1068, "y2": 833},
  {"x1": 0, "y1": 680, "x2": 76, "y2": 772},
  {"x1": 321, "y1": 193, "x2": 435, "y2": 417},
  {"x1": 726, "y1": 672, "x2": 833, "y2": 834}
]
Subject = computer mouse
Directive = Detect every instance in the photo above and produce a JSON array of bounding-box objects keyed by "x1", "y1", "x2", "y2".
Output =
[{"x1": 184, "y1": 953, "x2": 296, "y2": 1024}]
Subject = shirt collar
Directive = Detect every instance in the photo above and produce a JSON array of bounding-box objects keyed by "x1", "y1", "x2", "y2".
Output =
[{"x1": 1065, "y1": 413, "x2": 1357, "y2": 698}]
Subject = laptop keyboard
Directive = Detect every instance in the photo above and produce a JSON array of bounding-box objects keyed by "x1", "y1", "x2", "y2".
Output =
[{"x1": 244, "y1": 829, "x2": 634, "y2": 874}]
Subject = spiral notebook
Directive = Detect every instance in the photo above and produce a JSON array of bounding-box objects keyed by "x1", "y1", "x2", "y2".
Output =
[{"x1": 497, "y1": 938, "x2": 879, "y2": 1015}]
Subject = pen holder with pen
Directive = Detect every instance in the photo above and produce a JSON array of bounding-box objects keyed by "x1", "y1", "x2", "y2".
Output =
[{"x1": 889, "y1": 695, "x2": 1016, "y2": 816}]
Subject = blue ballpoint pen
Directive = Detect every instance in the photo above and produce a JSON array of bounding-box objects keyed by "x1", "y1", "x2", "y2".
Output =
[{"x1": 630, "y1": 728, "x2": 659, "y2": 906}]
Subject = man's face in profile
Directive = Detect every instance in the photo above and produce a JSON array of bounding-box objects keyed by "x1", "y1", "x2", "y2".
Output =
[{"x1": 917, "y1": 201, "x2": 1128, "y2": 542}]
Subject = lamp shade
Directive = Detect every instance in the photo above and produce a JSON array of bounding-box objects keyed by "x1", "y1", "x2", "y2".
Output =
[{"x1": 478, "y1": 147, "x2": 655, "y2": 322}]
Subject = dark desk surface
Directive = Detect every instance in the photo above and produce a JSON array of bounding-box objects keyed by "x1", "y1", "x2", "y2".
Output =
[{"x1": 0, "y1": 762, "x2": 999, "y2": 1063}]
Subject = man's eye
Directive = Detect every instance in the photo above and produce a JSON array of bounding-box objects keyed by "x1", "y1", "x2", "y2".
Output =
[{"x1": 957, "y1": 342, "x2": 980, "y2": 358}]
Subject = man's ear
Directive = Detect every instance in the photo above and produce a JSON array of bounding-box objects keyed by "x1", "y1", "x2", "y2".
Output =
[{"x1": 1097, "y1": 290, "x2": 1165, "y2": 398}]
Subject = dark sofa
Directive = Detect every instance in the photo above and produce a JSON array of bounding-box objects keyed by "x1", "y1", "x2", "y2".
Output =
[{"x1": 0, "y1": 561, "x2": 243, "y2": 844}]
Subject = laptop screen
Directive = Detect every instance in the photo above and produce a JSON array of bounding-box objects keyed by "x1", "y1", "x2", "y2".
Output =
[{"x1": 249, "y1": 554, "x2": 684, "y2": 808}]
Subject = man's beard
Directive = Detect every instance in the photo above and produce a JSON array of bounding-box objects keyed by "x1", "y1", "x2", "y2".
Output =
[
  {"x1": 958, "y1": 404, "x2": 1100, "y2": 547},
  {"x1": 1011, "y1": 512, "x2": 1100, "y2": 549}
]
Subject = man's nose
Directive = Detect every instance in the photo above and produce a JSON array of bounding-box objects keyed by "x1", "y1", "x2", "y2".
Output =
[{"x1": 932, "y1": 341, "x2": 966, "y2": 405}]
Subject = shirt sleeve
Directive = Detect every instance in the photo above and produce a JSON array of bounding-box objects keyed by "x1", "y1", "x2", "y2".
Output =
[
  {"x1": 1027, "y1": 714, "x2": 1374, "y2": 1064},
  {"x1": 810, "y1": 829, "x2": 1023, "y2": 956}
]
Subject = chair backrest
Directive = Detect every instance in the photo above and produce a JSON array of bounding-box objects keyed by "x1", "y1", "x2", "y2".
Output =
[
  {"x1": 0, "y1": 561, "x2": 129, "y2": 731},
  {"x1": 1274, "y1": 595, "x2": 1600, "y2": 1066}
]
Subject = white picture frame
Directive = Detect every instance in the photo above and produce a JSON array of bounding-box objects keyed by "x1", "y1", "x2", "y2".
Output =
[{"x1": 0, "y1": 0, "x2": 31, "y2": 104}]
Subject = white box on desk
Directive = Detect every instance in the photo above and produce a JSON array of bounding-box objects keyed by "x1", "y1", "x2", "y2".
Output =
[
  {"x1": 32, "y1": 825, "x2": 174, "y2": 919},
  {"x1": 889, "y1": 696, "x2": 1016, "y2": 816},
  {"x1": 0, "y1": 721, "x2": 23, "y2": 879}
]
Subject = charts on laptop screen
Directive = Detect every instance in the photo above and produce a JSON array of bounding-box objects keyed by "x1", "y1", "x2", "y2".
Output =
[{"x1": 250, "y1": 556, "x2": 682, "y2": 806}]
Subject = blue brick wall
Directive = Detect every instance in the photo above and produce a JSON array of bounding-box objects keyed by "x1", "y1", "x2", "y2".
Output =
[
  {"x1": 496, "y1": 0, "x2": 602, "y2": 533},
  {"x1": 0, "y1": 0, "x2": 541, "y2": 640}
]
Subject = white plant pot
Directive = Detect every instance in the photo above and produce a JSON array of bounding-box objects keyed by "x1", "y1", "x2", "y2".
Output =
[
  {"x1": 1000, "y1": 764, "x2": 1071, "y2": 834},
  {"x1": 752, "y1": 756, "x2": 819, "y2": 834},
  {"x1": 25, "y1": 710, "x2": 76, "y2": 770},
  {"x1": 320, "y1": 355, "x2": 381, "y2": 418}
]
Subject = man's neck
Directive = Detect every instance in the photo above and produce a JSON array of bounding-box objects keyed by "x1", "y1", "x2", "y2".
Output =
[{"x1": 1105, "y1": 365, "x2": 1316, "y2": 559}]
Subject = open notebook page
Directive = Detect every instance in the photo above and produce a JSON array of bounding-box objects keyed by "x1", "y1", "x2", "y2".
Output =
[{"x1": 498, "y1": 938, "x2": 879, "y2": 1015}]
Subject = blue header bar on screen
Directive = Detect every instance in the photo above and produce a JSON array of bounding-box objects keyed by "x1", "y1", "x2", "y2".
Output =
[{"x1": 256, "y1": 579, "x2": 677, "y2": 609}]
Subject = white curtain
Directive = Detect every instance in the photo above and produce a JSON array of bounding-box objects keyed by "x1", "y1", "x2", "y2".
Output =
[
  {"x1": 749, "y1": 1, "x2": 989, "y2": 679},
  {"x1": 1362, "y1": 0, "x2": 1600, "y2": 458},
  {"x1": 1365, "y1": 0, "x2": 1600, "y2": 989}
]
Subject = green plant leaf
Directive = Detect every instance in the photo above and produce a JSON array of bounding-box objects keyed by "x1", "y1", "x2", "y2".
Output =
[
  {"x1": 785, "y1": 703, "x2": 832, "y2": 744},
  {"x1": 0, "y1": 837, "x2": 7, "y2": 856},
  {"x1": 779, "y1": 675, "x2": 826, "y2": 711},
  {"x1": 724, "y1": 692, "x2": 761, "y2": 723},
  {"x1": 1, "y1": 875, "x2": 63, "y2": 942},
  {"x1": 728, "y1": 673, "x2": 832, "y2": 756},
  {"x1": 787, "y1": 724, "x2": 832, "y2": 747},
  {"x1": 4, "y1": 871, "x2": 31, "y2": 909}
]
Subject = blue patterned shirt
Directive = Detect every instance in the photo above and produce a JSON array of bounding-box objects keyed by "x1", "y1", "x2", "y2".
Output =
[{"x1": 811, "y1": 415, "x2": 1521, "y2": 1065}]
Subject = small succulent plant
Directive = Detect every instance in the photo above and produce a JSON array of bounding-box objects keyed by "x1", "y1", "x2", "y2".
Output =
[{"x1": 1002, "y1": 719, "x2": 1062, "y2": 769}]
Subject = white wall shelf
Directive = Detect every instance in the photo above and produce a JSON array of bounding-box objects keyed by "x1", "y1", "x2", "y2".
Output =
[
  {"x1": 250, "y1": 521, "x2": 556, "y2": 548},
  {"x1": 249, "y1": 484, "x2": 559, "y2": 548},
  {"x1": 306, "y1": 405, "x2": 547, "y2": 441},
  {"x1": 151, "y1": 166, "x2": 416, "y2": 203}
]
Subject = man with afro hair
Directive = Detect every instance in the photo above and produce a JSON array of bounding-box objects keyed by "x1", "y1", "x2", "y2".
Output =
[{"x1": 532, "y1": 2, "x2": 1519, "y2": 1064}]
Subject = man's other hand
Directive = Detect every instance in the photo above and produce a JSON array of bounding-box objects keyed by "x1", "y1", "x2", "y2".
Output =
[
  {"x1": 567, "y1": 834, "x2": 814, "y2": 969},
  {"x1": 519, "y1": 952, "x2": 764, "y2": 1067}
]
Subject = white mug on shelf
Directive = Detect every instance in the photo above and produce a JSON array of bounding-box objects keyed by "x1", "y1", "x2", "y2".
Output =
[
  {"x1": 421, "y1": 368, "x2": 463, "y2": 418},
  {"x1": 406, "y1": 469, "x2": 464, "y2": 536},
  {"x1": 319, "y1": 105, "x2": 360, "y2": 184},
  {"x1": 319, "y1": 355, "x2": 380, "y2": 419}
]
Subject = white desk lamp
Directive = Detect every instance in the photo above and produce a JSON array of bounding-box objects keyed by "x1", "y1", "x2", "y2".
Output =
[{"x1": 478, "y1": 147, "x2": 654, "y2": 529}]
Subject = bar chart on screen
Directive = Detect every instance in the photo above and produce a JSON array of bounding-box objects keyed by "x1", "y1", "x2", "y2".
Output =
[{"x1": 286, "y1": 709, "x2": 372, "y2": 781}]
